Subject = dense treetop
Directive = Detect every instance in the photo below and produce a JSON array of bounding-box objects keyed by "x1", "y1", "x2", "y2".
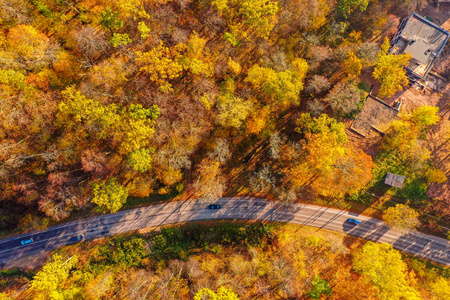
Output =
[{"x1": 0, "y1": 0, "x2": 448, "y2": 239}]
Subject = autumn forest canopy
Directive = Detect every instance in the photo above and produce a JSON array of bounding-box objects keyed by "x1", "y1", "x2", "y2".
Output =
[
  {"x1": 0, "y1": 0, "x2": 449, "y2": 239},
  {"x1": 2, "y1": 0, "x2": 450, "y2": 298}
]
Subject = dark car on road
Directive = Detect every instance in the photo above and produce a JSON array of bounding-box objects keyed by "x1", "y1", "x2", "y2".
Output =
[
  {"x1": 347, "y1": 218, "x2": 361, "y2": 225},
  {"x1": 208, "y1": 204, "x2": 221, "y2": 209},
  {"x1": 20, "y1": 238, "x2": 33, "y2": 245},
  {"x1": 69, "y1": 234, "x2": 85, "y2": 243}
]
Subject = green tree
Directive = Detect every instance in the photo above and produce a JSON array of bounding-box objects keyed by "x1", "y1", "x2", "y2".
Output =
[
  {"x1": 307, "y1": 275, "x2": 332, "y2": 299},
  {"x1": 98, "y1": 237, "x2": 148, "y2": 268},
  {"x1": 337, "y1": 0, "x2": 369, "y2": 19},
  {"x1": 30, "y1": 254, "x2": 79, "y2": 300},
  {"x1": 373, "y1": 38, "x2": 411, "y2": 98},
  {"x1": 100, "y1": 7, "x2": 123, "y2": 33},
  {"x1": 353, "y1": 242, "x2": 420, "y2": 300},
  {"x1": 92, "y1": 177, "x2": 128, "y2": 213},
  {"x1": 383, "y1": 204, "x2": 419, "y2": 232},
  {"x1": 194, "y1": 286, "x2": 240, "y2": 300}
]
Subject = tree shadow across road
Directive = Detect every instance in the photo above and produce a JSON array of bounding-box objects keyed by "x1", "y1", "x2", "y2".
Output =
[
  {"x1": 393, "y1": 233, "x2": 449, "y2": 265},
  {"x1": 343, "y1": 219, "x2": 390, "y2": 243}
]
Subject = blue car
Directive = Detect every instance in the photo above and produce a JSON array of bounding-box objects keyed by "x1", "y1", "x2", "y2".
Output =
[
  {"x1": 347, "y1": 218, "x2": 361, "y2": 225},
  {"x1": 208, "y1": 204, "x2": 221, "y2": 209},
  {"x1": 20, "y1": 238, "x2": 33, "y2": 245},
  {"x1": 69, "y1": 234, "x2": 85, "y2": 243}
]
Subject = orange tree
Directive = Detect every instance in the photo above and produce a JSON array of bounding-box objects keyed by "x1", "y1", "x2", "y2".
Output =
[{"x1": 281, "y1": 114, "x2": 374, "y2": 198}]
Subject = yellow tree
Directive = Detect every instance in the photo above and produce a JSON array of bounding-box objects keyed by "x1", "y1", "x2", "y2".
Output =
[
  {"x1": 246, "y1": 107, "x2": 269, "y2": 134},
  {"x1": 92, "y1": 177, "x2": 128, "y2": 213},
  {"x1": 353, "y1": 242, "x2": 420, "y2": 300},
  {"x1": 30, "y1": 254, "x2": 79, "y2": 300},
  {"x1": 430, "y1": 277, "x2": 450, "y2": 300},
  {"x1": 238, "y1": 0, "x2": 279, "y2": 38},
  {"x1": 194, "y1": 286, "x2": 240, "y2": 300},
  {"x1": 382, "y1": 106, "x2": 440, "y2": 169},
  {"x1": 408, "y1": 105, "x2": 440, "y2": 130},
  {"x1": 227, "y1": 57, "x2": 241, "y2": 75},
  {"x1": 373, "y1": 38, "x2": 411, "y2": 98},
  {"x1": 178, "y1": 31, "x2": 213, "y2": 76},
  {"x1": 245, "y1": 58, "x2": 308, "y2": 107},
  {"x1": 216, "y1": 95, "x2": 253, "y2": 128},
  {"x1": 89, "y1": 57, "x2": 128, "y2": 92},
  {"x1": 59, "y1": 88, "x2": 158, "y2": 155},
  {"x1": 128, "y1": 148, "x2": 154, "y2": 172},
  {"x1": 383, "y1": 204, "x2": 420, "y2": 232},
  {"x1": 112, "y1": 103, "x2": 159, "y2": 154},
  {"x1": 212, "y1": 0, "x2": 278, "y2": 39},
  {"x1": 216, "y1": 79, "x2": 253, "y2": 128},
  {"x1": 342, "y1": 51, "x2": 362, "y2": 78},
  {"x1": 136, "y1": 42, "x2": 184, "y2": 92},
  {"x1": 425, "y1": 169, "x2": 447, "y2": 184},
  {"x1": 315, "y1": 147, "x2": 374, "y2": 197}
]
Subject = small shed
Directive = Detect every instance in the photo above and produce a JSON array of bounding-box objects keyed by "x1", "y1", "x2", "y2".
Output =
[{"x1": 385, "y1": 173, "x2": 406, "y2": 188}]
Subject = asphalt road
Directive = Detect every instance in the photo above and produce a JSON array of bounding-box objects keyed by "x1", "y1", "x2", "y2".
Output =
[{"x1": 0, "y1": 197, "x2": 449, "y2": 268}]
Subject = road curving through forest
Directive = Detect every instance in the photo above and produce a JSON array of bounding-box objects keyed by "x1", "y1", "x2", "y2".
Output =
[{"x1": 0, "y1": 197, "x2": 449, "y2": 268}]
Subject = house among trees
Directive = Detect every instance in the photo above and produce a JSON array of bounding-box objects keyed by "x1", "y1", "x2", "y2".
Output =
[
  {"x1": 390, "y1": 12, "x2": 450, "y2": 83},
  {"x1": 351, "y1": 91, "x2": 401, "y2": 137}
]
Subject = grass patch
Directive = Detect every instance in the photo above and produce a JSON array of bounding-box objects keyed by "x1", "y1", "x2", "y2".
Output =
[
  {"x1": 148, "y1": 222, "x2": 277, "y2": 263},
  {"x1": 124, "y1": 191, "x2": 179, "y2": 208},
  {"x1": 0, "y1": 269, "x2": 34, "y2": 280},
  {"x1": 88, "y1": 235, "x2": 148, "y2": 272}
]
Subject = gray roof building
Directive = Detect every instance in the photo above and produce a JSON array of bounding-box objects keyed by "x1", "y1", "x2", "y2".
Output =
[
  {"x1": 390, "y1": 12, "x2": 449, "y2": 82},
  {"x1": 385, "y1": 173, "x2": 406, "y2": 189}
]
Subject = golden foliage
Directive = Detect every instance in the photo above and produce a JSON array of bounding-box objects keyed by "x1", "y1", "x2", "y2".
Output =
[
  {"x1": 136, "y1": 42, "x2": 184, "y2": 92},
  {"x1": 373, "y1": 38, "x2": 411, "y2": 98},
  {"x1": 383, "y1": 204, "x2": 420, "y2": 232}
]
